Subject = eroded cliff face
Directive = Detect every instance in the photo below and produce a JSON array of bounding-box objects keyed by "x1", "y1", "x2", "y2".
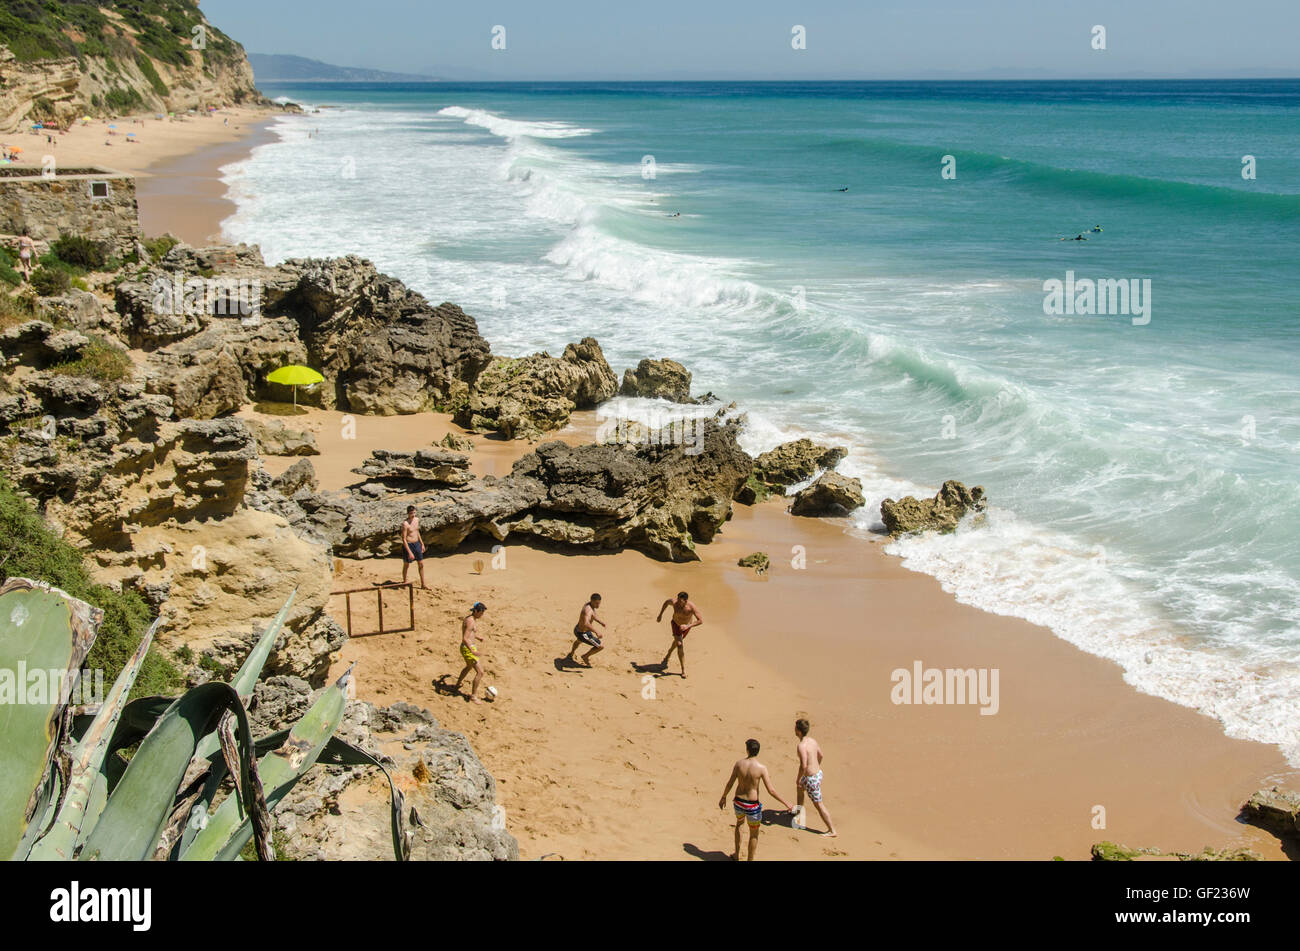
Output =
[{"x1": 0, "y1": 2, "x2": 259, "y2": 131}]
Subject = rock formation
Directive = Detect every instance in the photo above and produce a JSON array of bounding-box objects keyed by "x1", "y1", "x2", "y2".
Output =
[
  {"x1": 1090, "y1": 841, "x2": 1261, "y2": 861},
  {"x1": 880, "y1": 480, "x2": 987, "y2": 535},
  {"x1": 751, "y1": 438, "x2": 848, "y2": 493},
  {"x1": 789, "y1": 471, "x2": 865, "y2": 517},
  {"x1": 1240, "y1": 786, "x2": 1300, "y2": 846},
  {"x1": 620, "y1": 357, "x2": 693, "y2": 403}
]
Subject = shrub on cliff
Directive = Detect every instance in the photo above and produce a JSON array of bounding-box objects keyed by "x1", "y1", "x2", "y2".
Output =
[
  {"x1": 0, "y1": 248, "x2": 20, "y2": 287},
  {"x1": 51, "y1": 234, "x2": 108, "y2": 271},
  {"x1": 51, "y1": 337, "x2": 132, "y2": 382},
  {"x1": 0, "y1": 479, "x2": 181, "y2": 699},
  {"x1": 28, "y1": 266, "x2": 70, "y2": 297}
]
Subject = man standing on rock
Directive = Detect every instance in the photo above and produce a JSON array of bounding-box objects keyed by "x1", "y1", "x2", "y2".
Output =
[
  {"x1": 400, "y1": 505, "x2": 427, "y2": 589},
  {"x1": 657, "y1": 591, "x2": 703, "y2": 677},
  {"x1": 566, "y1": 593, "x2": 606, "y2": 667},
  {"x1": 455, "y1": 602, "x2": 488, "y2": 702},
  {"x1": 793, "y1": 718, "x2": 837, "y2": 837},
  {"x1": 719, "y1": 738, "x2": 791, "y2": 861}
]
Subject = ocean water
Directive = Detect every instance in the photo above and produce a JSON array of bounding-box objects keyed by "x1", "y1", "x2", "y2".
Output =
[{"x1": 224, "y1": 81, "x2": 1300, "y2": 762}]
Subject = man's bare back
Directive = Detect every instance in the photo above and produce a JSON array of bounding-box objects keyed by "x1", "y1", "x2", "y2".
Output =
[
  {"x1": 797, "y1": 735, "x2": 823, "y2": 777},
  {"x1": 732, "y1": 756, "x2": 767, "y2": 800}
]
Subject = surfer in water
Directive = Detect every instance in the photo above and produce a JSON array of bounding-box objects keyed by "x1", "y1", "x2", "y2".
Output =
[{"x1": 835, "y1": 186, "x2": 849, "y2": 192}]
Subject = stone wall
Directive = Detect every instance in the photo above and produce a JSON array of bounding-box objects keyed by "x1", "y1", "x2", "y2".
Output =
[{"x1": 0, "y1": 169, "x2": 139, "y2": 258}]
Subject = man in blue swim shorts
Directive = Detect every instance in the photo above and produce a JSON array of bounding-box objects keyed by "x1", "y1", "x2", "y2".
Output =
[{"x1": 400, "y1": 505, "x2": 427, "y2": 588}]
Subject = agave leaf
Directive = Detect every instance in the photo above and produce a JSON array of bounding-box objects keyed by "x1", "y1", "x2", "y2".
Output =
[
  {"x1": 181, "y1": 665, "x2": 353, "y2": 862},
  {"x1": 78, "y1": 681, "x2": 257, "y2": 861},
  {"x1": 28, "y1": 618, "x2": 159, "y2": 860},
  {"x1": 0, "y1": 579, "x2": 101, "y2": 860},
  {"x1": 318, "y1": 736, "x2": 409, "y2": 861}
]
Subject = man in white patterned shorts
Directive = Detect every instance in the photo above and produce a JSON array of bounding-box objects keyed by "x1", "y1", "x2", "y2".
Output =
[{"x1": 794, "y1": 718, "x2": 837, "y2": 837}]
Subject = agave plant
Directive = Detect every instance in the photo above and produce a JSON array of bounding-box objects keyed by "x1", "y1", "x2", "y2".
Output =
[{"x1": 1, "y1": 578, "x2": 408, "y2": 861}]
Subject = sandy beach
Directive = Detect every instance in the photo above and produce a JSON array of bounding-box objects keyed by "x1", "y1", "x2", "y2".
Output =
[
  {"x1": 3, "y1": 105, "x2": 275, "y2": 245},
  {"x1": 241, "y1": 402, "x2": 1299, "y2": 861},
  {"x1": 115, "y1": 115, "x2": 1298, "y2": 861}
]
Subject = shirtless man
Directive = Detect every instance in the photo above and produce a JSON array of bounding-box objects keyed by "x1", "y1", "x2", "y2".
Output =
[
  {"x1": 566, "y1": 593, "x2": 606, "y2": 667},
  {"x1": 718, "y1": 739, "x2": 791, "y2": 861},
  {"x1": 399, "y1": 506, "x2": 427, "y2": 588},
  {"x1": 455, "y1": 602, "x2": 487, "y2": 702},
  {"x1": 794, "y1": 718, "x2": 837, "y2": 836},
  {"x1": 657, "y1": 591, "x2": 702, "y2": 677}
]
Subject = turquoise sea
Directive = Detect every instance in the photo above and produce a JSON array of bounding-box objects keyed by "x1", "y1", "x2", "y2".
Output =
[{"x1": 224, "y1": 80, "x2": 1300, "y2": 760}]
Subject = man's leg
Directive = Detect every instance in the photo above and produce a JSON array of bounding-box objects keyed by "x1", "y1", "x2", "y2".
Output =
[
  {"x1": 417, "y1": 558, "x2": 426, "y2": 589},
  {"x1": 469, "y1": 662, "x2": 483, "y2": 702},
  {"x1": 566, "y1": 638, "x2": 582, "y2": 662},
  {"x1": 581, "y1": 643, "x2": 603, "y2": 665},
  {"x1": 795, "y1": 784, "x2": 806, "y2": 828},
  {"x1": 676, "y1": 640, "x2": 686, "y2": 678},
  {"x1": 732, "y1": 816, "x2": 743, "y2": 861},
  {"x1": 814, "y1": 800, "x2": 837, "y2": 836},
  {"x1": 402, "y1": 557, "x2": 410, "y2": 583},
  {"x1": 747, "y1": 824, "x2": 760, "y2": 861},
  {"x1": 455, "y1": 663, "x2": 471, "y2": 691},
  {"x1": 661, "y1": 635, "x2": 682, "y2": 669}
]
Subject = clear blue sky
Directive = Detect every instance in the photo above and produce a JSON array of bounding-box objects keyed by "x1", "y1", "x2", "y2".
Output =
[{"x1": 203, "y1": 0, "x2": 1300, "y2": 80}]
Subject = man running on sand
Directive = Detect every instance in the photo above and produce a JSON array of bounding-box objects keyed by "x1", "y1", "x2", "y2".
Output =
[
  {"x1": 719, "y1": 739, "x2": 791, "y2": 861},
  {"x1": 400, "y1": 505, "x2": 427, "y2": 588},
  {"x1": 657, "y1": 591, "x2": 702, "y2": 677},
  {"x1": 566, "y1": 593, "x2": 606, "y2": 667},
  {"x1": 794, "y1": 718, "x2": 837, "y2": 836},
  {"x1": 455, "y1": 602, "x2": 488, "y2": 702}
]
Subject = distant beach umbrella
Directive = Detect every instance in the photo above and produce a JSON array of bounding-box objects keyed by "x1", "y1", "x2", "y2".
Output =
[
  {"x1": 266, "y1": 364, "x2": 325, "y2": 408},
  {"x1": 107, "y1": 124, "x2": 117, "y2": 129}
]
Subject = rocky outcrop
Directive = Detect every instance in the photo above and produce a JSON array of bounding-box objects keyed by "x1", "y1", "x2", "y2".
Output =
[
  {"x1": 1240, "y1": 786, "x2": 1300, "y2": 846},
  {"x1": 249, "y1": 684, "x2": 517, "y2": 861},
  {"x1": 272, "y1": 458, "x2": 318, "y2": 496},
  {"x1": 789, "y1": 471, "x2": 865, "y2": 517},
  {"x1": 454, "y1": 337, "x2": 618, "y2": 439},
  {"x1": 351, "y1": 449, "x2": 472, "y2": 488},
  {"x1": 246, "y1": 418, "x2": 319, "y2": 457},
  {"x1": 751, "y1": 438, "x2": 848, "y2": 493},
  {"x1": 248, "y1": 418, "x2": 753, "y2": 564},
  {"x1": 880, "y1": 481, "x2": 987, "y2": 536},
  {"x1": 620, "y1": 357, "x2": 693, "y2": 403},
  {"x1": 438, "y1": 432, "x2": 474, "y2": 452},
  {"x1": 1090, "y1": 841, "x2": 1262, "y2": 862},
  {"x1": 738, "y1": 552, "x2": 770, "y2": 572}
]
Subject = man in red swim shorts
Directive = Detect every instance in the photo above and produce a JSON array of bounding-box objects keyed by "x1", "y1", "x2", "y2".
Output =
[{"x1": 657, "y1": 591, "x2": 703, "y2": 678}]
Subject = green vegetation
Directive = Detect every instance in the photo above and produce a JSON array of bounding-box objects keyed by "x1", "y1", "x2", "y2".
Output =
[
  {"x1": 0, "y1": 479, "x2": 181, "y2": 699},
  {"x1": 0, "y1": 248, "x2": 21, "y2": 288},
  {"x1": 135, "y1": 51, "x2": 169, "y2": 97},
  {"x1": 142, "y1": 234, "x2": 179, "y2": 262},
  {"x1": 51, "y1": 234, "x2": 108, "y2": 271},
  {"x1": 0, "y1": 289, "x2": 39, "y2": 330},
  {"x1": 103, "y1": 84, "x2": 145, "y2": 113},
  {"x1": 51, "y1": 336, "x2": 132, "y2": 382},
  {"x1": 29, "y1": 266, "x2": 70, "y2": 297}
]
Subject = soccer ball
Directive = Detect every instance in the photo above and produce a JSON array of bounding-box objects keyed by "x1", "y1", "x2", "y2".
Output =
[{"x1": 486, "y1": 686, "x2": 498, "y2": 700}]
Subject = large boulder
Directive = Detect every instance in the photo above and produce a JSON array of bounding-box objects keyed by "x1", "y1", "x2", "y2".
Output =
[
  {"x1": 351, "y1": 449, "x2": 472, "y2": 488},
  {"x1": 454, "y1": 337, "x2": 618, "y2": 439},
  {"x1": 246, "y1": 418, "x2": 320, "y2": 456},
  {"x1": 788, "y1": 471, "x2": 865, "y2": 518},
  {"x1": 1240, "y1": 786, "x2": 1300, "y2": 845},
  {"x1": 620, "y1": 357, "x2": 693, "y2": 403},
  {"x1": 750, "y1": 438, "x2": 848, "y2": 493},
  {"x1": 880, "y1": 480, "x2": 986, "y2": 536}
]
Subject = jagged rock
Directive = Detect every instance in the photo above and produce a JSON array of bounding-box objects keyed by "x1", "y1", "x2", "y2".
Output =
[
  {"x1": 1240, "y1": 786, "x2": 1300, "y2": 844},
  {"x1": 738, "y1": 552, "x2": 770, "y2": 572},
  {"x1": 1091, "y1": 841, "x2": 1262, "y2": 862},
  {"x1": 438, "y1": 432, "x2": 475, "y2": 452},
  {"x1": 246, "y1": 418, "x2": 320, "y2": 457},
  {"x1": 454, "y1": 337, "x2": 618, "y2": 438},
  {"x1": 273, "y1": 458, "x2": 319, "y2": 496},
  {"x1": 620, "y1": 358, "x2": 693, "y2": 403},
  {"x1": 734, "y1": 474, "x2": 770, "y2": 506},
  {"x1": 789, "y1": 471, "x2": 865, "y2": 517},
  {"x1": 272, "y1": 699, "x2": 517, "y2": 861},
  {"x1": 352, "y1": 449, "x2": 472, "y2": 488},
  {"x1": 880, "y1": 480, "x2": 986, "y2": 536},
  {"x1": 750, "y1": 438, "x2": 848, "y2": 493}
]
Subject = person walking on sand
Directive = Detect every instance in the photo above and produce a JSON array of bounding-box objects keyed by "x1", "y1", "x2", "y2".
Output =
[
  {"x1": 566, "y1": 593, "x2": 606, "y2": 667},
  {"x1": 400, "y1": 505, "x2": 427, "y2": 588},
  {"x1": 719, "y1": 739, "x2": 791, "y2": 861},
  {"x1": 793, "y1": 718, "x2": 837, "y2": 837},
  {"x1": 455, "y1": 602, "x2": 488, "y2": 702},
  {"x1": 657, "y1": 591, "x2": 702, "y2": 677},
  {"x1": 16, "y1": 231, "x2": 34, "y2": 281}
]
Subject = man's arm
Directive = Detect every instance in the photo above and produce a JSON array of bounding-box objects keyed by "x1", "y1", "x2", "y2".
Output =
[
  {"x1": 760, "y1": 766, "x2": 792, "y2": 812},
  {"x1": 719, "y1": 763, "x2": 739, "y2": 809},
  {"x1": 401, "y1": 527, "x2": 413, "y2": 557},
  {"x1": 689, "y1": 603, "x2": 704, "y2": 629},
  {"x1": 656, "y1": 599, "x2": 672, "y2": 622}
]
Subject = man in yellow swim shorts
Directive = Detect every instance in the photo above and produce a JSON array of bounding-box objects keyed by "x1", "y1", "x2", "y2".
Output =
[{"x1": 455, "y1": 602, "x2": 488, "y2": 703}]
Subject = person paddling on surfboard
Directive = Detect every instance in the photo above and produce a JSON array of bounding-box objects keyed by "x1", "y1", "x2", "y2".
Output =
[{"x1": 566, "y1": 593, "x2": 607, "y2": 667}]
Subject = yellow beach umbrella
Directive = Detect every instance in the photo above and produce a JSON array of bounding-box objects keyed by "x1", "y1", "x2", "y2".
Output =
[{"x1": 266, "y1": 364, "x2": 323, "y2": 407}]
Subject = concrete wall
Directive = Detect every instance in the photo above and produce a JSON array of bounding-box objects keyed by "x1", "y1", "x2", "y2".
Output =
[{"x1": 0, "y1": 169, "x2": 139, "y2": 258}]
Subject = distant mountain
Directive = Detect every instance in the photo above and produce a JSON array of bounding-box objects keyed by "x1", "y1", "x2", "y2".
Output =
[{"x1": 249, "y1": 54, "x2": 439, "y2": 83}]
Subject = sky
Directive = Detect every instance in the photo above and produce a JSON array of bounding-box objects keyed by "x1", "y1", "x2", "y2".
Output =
[{"x1": 202, "y1": 0, "x2": 1300, "y2": 80}]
